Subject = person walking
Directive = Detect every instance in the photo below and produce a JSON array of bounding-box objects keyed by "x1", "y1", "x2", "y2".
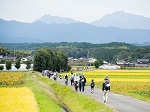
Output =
[
  {"x1": 64, "y1": 74, "x2": 68, "y2": 85},
  {"x1": 90, "y1": 79, "x2": 95, "y2": 93},
  {"x1": 78, "y1": 76, "x2": 82, "y2": 92},
  {"x1": 81, "y1": 75, "x2": 86, "y2": 92},
  {"x1": 104, "y1": 75, "x2": 109, "y2": 82},
  {"x1": 102, "y1": 78, "x2": 110, "y2": 103},
  {"x1": 74, "y1": 81, "x2": 78, "y2": 91},
  {"x1": 59, "y1": 75, "x2": 62, "y2": 79},
  {"x1": 70, "y1": 73, "x2": 74, "y2": 86}
]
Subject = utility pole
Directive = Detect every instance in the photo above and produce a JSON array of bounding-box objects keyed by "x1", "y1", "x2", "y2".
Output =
[{"x1": 14, "y1": 49, "x2": 16, "y2": 63}]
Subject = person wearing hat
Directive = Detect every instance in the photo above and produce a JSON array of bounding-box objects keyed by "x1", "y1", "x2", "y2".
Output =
[{"x1": 102, "y1": 76, "x2": 110, "y2": 103}]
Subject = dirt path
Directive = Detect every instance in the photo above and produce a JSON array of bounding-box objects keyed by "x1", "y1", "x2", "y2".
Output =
[{"x1": 58, "y1": 78, "x2": 150, "y2": 112}]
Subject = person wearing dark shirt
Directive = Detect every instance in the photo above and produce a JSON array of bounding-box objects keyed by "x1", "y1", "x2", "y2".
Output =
[{"x1": 102, "y1": 78, "x2": 110, "y2": 103}]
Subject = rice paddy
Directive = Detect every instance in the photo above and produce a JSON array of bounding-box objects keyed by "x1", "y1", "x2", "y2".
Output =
[
  {"x1": 0, "y1": 87, "x2": 39, "y2": 112},
  {"x1": 62, "y1": 69, "x2": 150, "y2": 102},
  {"x1": 81, "y1": 70, "x2": 150, "y2": 102}
]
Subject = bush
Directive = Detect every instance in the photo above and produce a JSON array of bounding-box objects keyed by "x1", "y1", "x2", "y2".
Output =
[
  {"x1": 6, "y1": 61, "x2": 12, "y2": 70},
  {"x1": 0, "y1": 65, "x2": 4, "y2": 70}
]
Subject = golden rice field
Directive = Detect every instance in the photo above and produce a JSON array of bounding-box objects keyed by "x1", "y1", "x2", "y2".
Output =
[
  {"x1": 80, "y1": 70, "x2": 150, "y2": 101},
  {"x1": 0, "y1": 72, "x2": 25, "y2": 86},
  {"x1": 62, "y1": 69, "x2": 150, "y2": 101},
  {"x1": 0, "y1": 87, "x2": 39, "y2": 112},
  {"x1": 0, "y1": 72, "x2": 39, "y2": 112},
  {"x1": 82, "y1": 70, "x2": 150, "y2": 82}
]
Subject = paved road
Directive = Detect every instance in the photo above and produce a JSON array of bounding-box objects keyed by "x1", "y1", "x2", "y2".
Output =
[{"x1": 57, "y1": 78, "x2": 150, "y2": 112}]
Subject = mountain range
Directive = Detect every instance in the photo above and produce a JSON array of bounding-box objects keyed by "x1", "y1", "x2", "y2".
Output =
[{"x1": 0, "y1": 11, "x2": 150, "y2": 43}]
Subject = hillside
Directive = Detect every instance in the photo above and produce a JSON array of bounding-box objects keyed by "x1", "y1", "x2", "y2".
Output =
[{"x1": 0, "y1": 18, "x2": 150, "y2": 43}]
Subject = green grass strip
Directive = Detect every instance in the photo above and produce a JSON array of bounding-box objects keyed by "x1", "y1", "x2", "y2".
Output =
[
  {"x1": 37, "y1": 73, "x2": 115, "y2": 112},
  {"x1": 24, "y1": 72, "x2": 63, "y2": 112}
]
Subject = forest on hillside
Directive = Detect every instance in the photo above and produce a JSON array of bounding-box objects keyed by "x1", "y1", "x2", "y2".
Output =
[{"x1": 0, "y1": 42, "x2": 150, "y2": 63}]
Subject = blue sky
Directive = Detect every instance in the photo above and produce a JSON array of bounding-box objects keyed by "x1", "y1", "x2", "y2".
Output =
[{"x1": 0, "y1": 0, "x2": 150, "y2": 23}]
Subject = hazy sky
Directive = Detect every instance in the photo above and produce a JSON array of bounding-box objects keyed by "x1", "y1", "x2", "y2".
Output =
[{"x1": 0, "y1": 0, "x2": 150, "y2": 23}]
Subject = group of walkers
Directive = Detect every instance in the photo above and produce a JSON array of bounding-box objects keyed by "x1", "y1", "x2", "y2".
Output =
[
  {"x1": 74, "y1": 74, "x2": 87, "y2": 92},
  {"x1": 64, "y1": 73, "x2": 87, "y2": 92},
  {"x1": 41, "y1": 70, "x2": 110, "y2": 103},
  {"x1": 42, "y1": 70, "x2": 58, "y2": 81}
]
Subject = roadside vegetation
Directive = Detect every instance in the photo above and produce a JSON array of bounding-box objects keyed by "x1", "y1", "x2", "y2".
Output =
[
  {"x1": 0, "y1": 72, "x2": 62, "y2": 112},
  {"x1": 36, "y1": 72, "x2": 115, "y2": 112},
  {"x1": 0, "y1": 71, "x2": 115, "y2": 112}
]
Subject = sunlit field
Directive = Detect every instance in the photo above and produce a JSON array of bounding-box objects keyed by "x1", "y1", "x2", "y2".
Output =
[
  {"x1": 0, "y1": 72, "x2": 114, "y2": 112},
  {"x1": 0, "y1": 72, "x2": 25, "y2": 86},
  {"x1": 0, "y1": 72, "x2": 39, "y2": 112},
  {"x1": 83, "y1": 70, "x2": 150, "y2": 82},
  {"x1": 0, "y1": 72, "x2": 63, "y2": 112},
  {"x1": 0, "y1": 87, "x2": 39, "y2": 112}
]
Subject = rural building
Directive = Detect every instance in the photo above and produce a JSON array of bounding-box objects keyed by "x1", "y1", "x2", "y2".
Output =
[
  {"x1": 21, "y1": 56, "x2": 34, "y2": 63},
  {"x1": 0, "y1": 55, "x2": 3, "y2": 62},
  {"x1": 2, "y1": 56, "x2": 17, "y2": 62},
  {"x1": 134, "y1": 59, "x2": 149, "y2": 67},
  {"x1": 116, "y1": 59, "x2": 131, "y2": 67},
  {"x1": 88, "y1": 58, "x2": 97, "y2": 63},
  {"x1": 137, "y1": 59, "x2": 149, "y2": 64},
  {"x1": 116, "y1": 58, "x2": 149, "y2": 67}
]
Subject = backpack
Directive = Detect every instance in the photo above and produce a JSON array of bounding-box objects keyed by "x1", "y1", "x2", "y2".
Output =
[
  {"x1": 105, "y1": 81, "x2": 110, "y2": 88},
  {"x1": 81, "y1": 78, "x2": 85, "y2": 82},
  {"x1": 91, "y1": 82, "x2": 95, "y2": 87}
]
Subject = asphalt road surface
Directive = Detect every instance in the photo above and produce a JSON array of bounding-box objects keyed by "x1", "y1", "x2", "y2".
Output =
[{"x1": 57, "y1": 78, "x2": 150, "y2": 112}]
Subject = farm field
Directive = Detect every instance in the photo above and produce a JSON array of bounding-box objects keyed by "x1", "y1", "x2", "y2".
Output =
[
  {"x1": 0, "y1": 71, "x2": 115, "y2": 112},
  {"x1": 62, "y1": 69, "x2": 150, "y2": 102},
  {"x1": 0, "y1": 87, "x2": 39, "y2": 112},
  {"x1": 0, "y1": 72, "x2": 63, "y2": 112}
]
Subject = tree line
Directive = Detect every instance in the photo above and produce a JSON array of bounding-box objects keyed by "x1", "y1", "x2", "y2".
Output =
[
  {"x1": 0, "y1": 47, "x2": 70, "y2": 72},
  {"x1": 1, "y1": 42, "x2": 150, "y2": 63}
]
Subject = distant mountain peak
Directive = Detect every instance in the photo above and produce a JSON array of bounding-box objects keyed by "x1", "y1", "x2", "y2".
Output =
[
  {"x1": 114, "y1": 10, "x2": 127, "y2": 14},
  {"x1": 33, "y1": 14, "x2": 79, "y2": 24},
  {"x1": 91, "y1": 11, "x2": 150, "y2": 29}
]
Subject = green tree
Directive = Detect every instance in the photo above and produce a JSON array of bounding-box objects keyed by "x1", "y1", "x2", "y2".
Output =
[
  {"x1": 117, "y1": 51, "x2": 129, "y2": 60},
  {"x1": 0, "y1": 65, "x2": 4, "y2": 70},
  {"x1": 94, "y1": 59, "x2": 103, "y2": 68},
  {"x1": 15, "y1": 59, "x2": 21, "y2": 70},
  {"x1": 33, "y1": 48, "x2": 69, "y2": 72},
  {"x1": 6, "y1": 61, "x2": 12, "y2": 70},
  {"x1": 94, "y1": 60, "x2": 100, "y2": 68},
  {"x1": 0, "y1": 46, "x2": 10, "y2": 56},
  {"x1": 142, "y1": 53, "x2": 150, "y2": 59},
  {"x1": 98, "y1": 59, "x2": 103, "y2": 66},
  {"x1": 26, "y1": 60, "x2": 31, "y2": 70}
]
